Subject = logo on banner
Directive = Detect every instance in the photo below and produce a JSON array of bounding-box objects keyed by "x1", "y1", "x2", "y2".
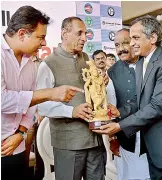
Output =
[
  {"x1": 85, "y1": 16, "x2": 93, "y2": 27},
  {"x1": 84, "y1": 3, "x2": 93, "y2": 14},
  {"x1": 86, "y1": 42, "x2": 95, "y2": 53},
  {"x1": 107, "y1": 7, "x2": 115, "y2": 17},
  {"x1": 109, "y1": 31, "x2": 115, "y2": 41},
  {"x1": 86, "y1": 29, "x2": 94, "y2": 40},
  {"x1": 103, "y1": 46, "x2": 115, "y2": 51}
]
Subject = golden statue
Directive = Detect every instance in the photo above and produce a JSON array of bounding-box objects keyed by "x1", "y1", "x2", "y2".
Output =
[{"x1": 82, "y1": 60, "x2": 110, "y2": 129}]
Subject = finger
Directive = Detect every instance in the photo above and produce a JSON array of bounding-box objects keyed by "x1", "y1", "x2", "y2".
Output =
[
  {"x1": 1, "y1": 141, "x2": 11, "y2": 151},
  {"x1": 92, "y1": 129, "x2": 109, "y2": 134},
  {"x1": 67, "y1": 90, "x2": 78, "y2": 97},
  {"x1": 100, "y1": 124, "x2": 111, "y2": 130},
  {"x1": 69, "y1": 86, "x2": 84, "y2": 93},
  {"x1": 1, "y1": 146, "x2": 13, "y2": 156},
  {"x1": 79, "y1": 111, "x2": 93, "y2": 120},
  {"x1": 5, "y1": 150, "x2": 14, "y2": 156},
  {"x1": 84, "y1": 103, "x2": 93, "y2": 109},
  {"x1": 78, "y1": 114, "x2": 89, "y2": 121},
  {"x1": 82, "y1": 107, "x2": 93, "y2": 116}
]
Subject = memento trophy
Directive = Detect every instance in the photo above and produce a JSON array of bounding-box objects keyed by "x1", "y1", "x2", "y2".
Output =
[{"x1": 82, "y1": 60, "x2": 111, "y2": 130}]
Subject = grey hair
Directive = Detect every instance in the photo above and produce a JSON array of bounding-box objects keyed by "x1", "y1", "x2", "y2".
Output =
[
  {"x1": 131, "y1": 15, "x2": 162, "y2": 46},
  {"x1": 61, "y1": 16, "x2": 83, "y2": 32},
  {"x1": 61, "y1": 16, "x2": 84, "y2": 40}
]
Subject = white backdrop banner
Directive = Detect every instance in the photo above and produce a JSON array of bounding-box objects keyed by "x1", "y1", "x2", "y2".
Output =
[{"x1": 1, "y1": 1, "x2": 122, "y2": 59}]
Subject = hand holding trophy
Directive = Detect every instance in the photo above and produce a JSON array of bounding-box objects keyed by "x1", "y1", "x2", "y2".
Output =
[{"x1": 82, "y1": 60, "x2": 112, "y2": 129}]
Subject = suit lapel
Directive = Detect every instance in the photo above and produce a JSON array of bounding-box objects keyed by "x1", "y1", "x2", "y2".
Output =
[
  {"x1": 136, "y1": 58, "x2": 143, "y2": 106},
  {"x1": 141, "y1": 47, "x2": 162, "y2": 92}
]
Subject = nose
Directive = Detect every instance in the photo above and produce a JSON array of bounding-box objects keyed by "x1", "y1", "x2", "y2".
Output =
[
  {"x1": 119, "y1": 44, "x2": 124, "y2": 51},
  {"x1": 82, "y1": 33, "x2": 87, "y2": 42},
  {"x1": 130, "y1": 39, "x2": 134, "y2": 47},
  {"x1": 41, "y1": 39, "x2": 47, "y2": 46}
]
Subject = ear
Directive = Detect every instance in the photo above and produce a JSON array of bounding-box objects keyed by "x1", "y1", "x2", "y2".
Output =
[
  {"x1": 61, "y1": 28, "x2": 68, "y2": 40},
  {"x1": 150, "y1": 32, "x2": 158, "y2": 45},
  {"x1": 17, "y1": 29, "x2": 27, "y2": 41}
]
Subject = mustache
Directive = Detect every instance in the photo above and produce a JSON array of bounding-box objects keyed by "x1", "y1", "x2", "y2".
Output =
[
  {"x1": 118, "y1": 50, "x2": 129, "y2": 56},
  {"x1": 99, "y1": 61, "x2": 105, "y2": 65}
]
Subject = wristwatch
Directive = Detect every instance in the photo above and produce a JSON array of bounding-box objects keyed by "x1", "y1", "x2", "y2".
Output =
[
  {"x1": 16, "y1": 130, "x2": 27, "y2": 140},
  {"x1": 108, "y1": 136, "x2": 117, "y2": 142}
]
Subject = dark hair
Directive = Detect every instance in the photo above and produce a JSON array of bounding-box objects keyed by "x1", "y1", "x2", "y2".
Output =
[
  {"x1": 61, "y1": 16, "x2": 83, "y2": 32},
  {"x1": 92, "y1": 50, "x2": 107, "y2": 60},
  {"x1": 6, "y1": 6, "x2": 50, "y2": 37},
  {"x1": 131, "y1": 15, "x2": 162, "y2": 46},
  {"x1": 106, "y1": 53, "x2": 116, "y2": 61}
]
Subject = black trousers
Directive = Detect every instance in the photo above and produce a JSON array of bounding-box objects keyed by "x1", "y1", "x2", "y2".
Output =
[{"x1": 1, "y1": 151, "x2": 27, "y2": 180}]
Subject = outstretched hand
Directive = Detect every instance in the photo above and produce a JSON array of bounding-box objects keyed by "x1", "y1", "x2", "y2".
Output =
[
  {"x1": 52, "y1": 85, "x2": 84, "y2": 102},
  {"x1": 92, "y1": 122, "x2": 121, "y2": 135}
]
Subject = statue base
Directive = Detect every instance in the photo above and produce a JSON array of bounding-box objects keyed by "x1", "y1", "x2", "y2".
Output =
[{"x1": 89, "y1": 120, "x2": 114, "y2": 130}]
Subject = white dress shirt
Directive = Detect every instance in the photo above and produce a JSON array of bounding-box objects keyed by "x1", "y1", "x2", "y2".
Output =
[{"x1": 143, "y1": 48, "x2": 157, "y2": 78}]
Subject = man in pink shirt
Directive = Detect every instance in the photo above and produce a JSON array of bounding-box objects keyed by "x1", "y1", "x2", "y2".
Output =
[{"x1": 1, "y1": 6, "x2": 83, "y2": 180}]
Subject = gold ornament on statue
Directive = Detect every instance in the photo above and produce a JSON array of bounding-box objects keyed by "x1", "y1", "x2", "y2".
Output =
[{"x1": 82, "y1": 60, "x2": 111, "y2": 129}]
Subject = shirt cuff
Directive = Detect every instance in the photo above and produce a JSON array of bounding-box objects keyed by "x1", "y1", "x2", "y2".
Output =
[
  {"x1": 62, "y1": 105, "x2": 74, "y2": 118},
  {"x1": 18, "y1": 91, "x2": 33, "y2": 114}
]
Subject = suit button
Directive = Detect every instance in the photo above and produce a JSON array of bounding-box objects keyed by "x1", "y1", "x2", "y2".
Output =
[
  {"x1": 128, "y1": 80, "x2": 130, "y2": 83},
  {"x1": 127, "y1": 89, "x2": 130, "y2": 92},
  {"x1": 127, "y1": 100, "x2": 130, "y2": 103}
]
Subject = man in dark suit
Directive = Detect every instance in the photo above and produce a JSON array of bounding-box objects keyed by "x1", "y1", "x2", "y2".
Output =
[
  {"x1": 93, "y1": 15, "x2": 162, "y2": 180},
  {"x1": 107, "y1": 28, "x2": 150, "y2": 180}
]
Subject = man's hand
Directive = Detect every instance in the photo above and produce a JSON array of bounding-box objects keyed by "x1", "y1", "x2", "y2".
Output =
[
  {"x1": 110, "y1": 139, "x2": 120, "y2": 157},
  {"x1": 92, "y1": 122, "x2": 121, "y2": 135},
  {"x1": 72, "y1": 103, "x2": 94, "y2": 121},
  {"x1": 1, "y1": 133, "x2": 23, "y2": 156},
  {"x1": 108, "y1": 104, "x2": 120, "y2": 118},
  {"x1": 51, "y1": 85, "x2": 84, "y2": 102}
]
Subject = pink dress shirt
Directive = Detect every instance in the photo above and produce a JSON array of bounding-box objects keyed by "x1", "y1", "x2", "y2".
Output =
[{"x1": 1, "y1": 35, "x2": 36, "y2": 155}]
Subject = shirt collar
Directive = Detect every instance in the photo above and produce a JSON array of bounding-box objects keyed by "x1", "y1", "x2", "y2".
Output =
[
  {"x1": 144, "y1": 48, "x2": 157, "y2": 62},
  {"x1": 1, "y1": 34, "x2": 11, "y2": 50}
]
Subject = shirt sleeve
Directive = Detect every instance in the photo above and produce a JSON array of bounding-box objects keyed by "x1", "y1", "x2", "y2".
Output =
[
  {"x1": 19, "y1": 71, "x2": 37, "y2": 129},
  {"x1": 1, "y1": 64, "x2": 33, "y2": 115},
  {"x1": 36, "y1": 61, "x2": 74, "y2": 118}
]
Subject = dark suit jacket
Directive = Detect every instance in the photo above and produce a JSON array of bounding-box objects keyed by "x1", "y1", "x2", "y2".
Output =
[
  {"x1": 119, "y1": 47, "x2": 162, "y2": 168},
  {"x1": 108, "y1": 60, "x2": 137, "y2": 152}
]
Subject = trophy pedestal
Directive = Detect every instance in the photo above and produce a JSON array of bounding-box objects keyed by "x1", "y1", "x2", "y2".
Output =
[{"x1": 89, "y1": 120, "x2": 113, "y2": 130}]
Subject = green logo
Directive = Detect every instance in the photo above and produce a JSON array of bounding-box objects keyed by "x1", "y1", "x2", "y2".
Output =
[
  {"x1": 85, "y1": 16, "x2": 93, "y2": 27},
  {"x1": 86, "y1": 42, "x2": 95, "y2": 53}
]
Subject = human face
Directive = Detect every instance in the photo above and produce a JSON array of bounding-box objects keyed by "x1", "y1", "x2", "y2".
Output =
[
  {"x1": 94, "y1": 52, "x2": 106, "y2": 70},
  {"x1": 106, "y1": 56, "x2": 115, "y2": 68},
  {"x1": 65, "y1": 20, "x2": 87, "y2": 53},
  {"x1": 130, "y1": 22, "x2": 153, "y2": 57},
  {"x1": 21, "y1": 23, "x2": 47, "y2": 56},
  {"x1": 114, "y1": 31, "x2": 133, "y2": 61}
]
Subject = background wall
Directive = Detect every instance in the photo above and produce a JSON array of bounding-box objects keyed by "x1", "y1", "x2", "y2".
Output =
[{"x1": 1, "y1": 1, "x2": 122, "y2": 59}]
